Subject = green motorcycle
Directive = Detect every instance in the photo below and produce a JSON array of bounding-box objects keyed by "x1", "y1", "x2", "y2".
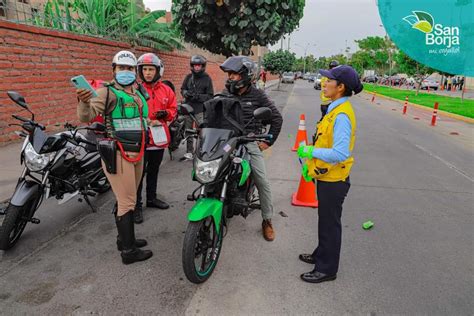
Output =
[{"x1": 180, "y1": 104, "x2": 272, "y2": 284}]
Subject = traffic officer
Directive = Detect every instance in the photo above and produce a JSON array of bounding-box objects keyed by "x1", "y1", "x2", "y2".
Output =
[
  {"x1": 76, "y1": 51, "x2": 153, "y2": 265},
  {"x1": 319, "y1": 60, "x2": 339, "y2": 119},
  {"x1": 297, "y1": 65, "x2": 363, "y2": 283}
]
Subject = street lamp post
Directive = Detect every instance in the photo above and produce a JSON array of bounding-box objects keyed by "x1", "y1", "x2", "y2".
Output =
[{"x1": 296, "y1": 43, "x2": 316, "y2": 74}]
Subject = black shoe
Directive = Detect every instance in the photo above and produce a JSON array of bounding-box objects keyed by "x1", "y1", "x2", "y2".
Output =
[
  {"x1": 300, "y1": 271, "x2": 337, "y2": 284},
  {"x1": 299, "y1": 253, "x2": 316, "y2": 264},
  {"x1": 146, "y1": 198, "x2": 169, "y2": 209},
  {"x1": 116, "y1": 238, "x2": 147, "y2": 251},
  {"x1": 134, "y1": 204, "x2": 144, "y2": 224},
  {"x1": 115, "y1": 212, "x2": 153, "y2": 265}
]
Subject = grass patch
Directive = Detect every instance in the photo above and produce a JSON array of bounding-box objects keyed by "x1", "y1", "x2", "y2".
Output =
[{"x1": 364, "y1": 84, "x2": 474, "y2": 119}]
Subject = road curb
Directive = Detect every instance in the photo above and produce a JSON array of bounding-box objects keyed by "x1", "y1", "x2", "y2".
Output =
[{"x1": 363, "y1": 91, "x2": 474, "y2": 124}]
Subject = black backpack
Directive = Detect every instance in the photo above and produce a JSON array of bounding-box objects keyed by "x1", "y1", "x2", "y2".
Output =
[{"x1": 203, "y1": 94, "x2": 245, "y2": 137}]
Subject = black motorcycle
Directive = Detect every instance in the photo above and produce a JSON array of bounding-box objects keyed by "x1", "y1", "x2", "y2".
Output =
[
  {"x1": 167, "y1": 104, "x2": 187, "y2": 160},
  {"x1": 0, "y1": 91, "x2": 110, "y2": 250},
  {"x1": 180, "y1": 103, "x2": 273, "y2": 283}
]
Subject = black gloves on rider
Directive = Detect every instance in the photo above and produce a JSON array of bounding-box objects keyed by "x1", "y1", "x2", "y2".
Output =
[{"x1": 154, "y1": 110, "x2": 168, "y2": 120}]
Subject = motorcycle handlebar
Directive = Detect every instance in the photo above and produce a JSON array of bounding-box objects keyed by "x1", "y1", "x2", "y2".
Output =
[{"x1": 238, "y1": 134, "x2": 273, "y2": 143}]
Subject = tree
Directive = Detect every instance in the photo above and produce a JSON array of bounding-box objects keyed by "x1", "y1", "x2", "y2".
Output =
[
  {"x1": 263, "y1": 50, "x2": 296, "y2": 90},
  {"x1": 354, "y1": 36, "x2": 396, "y2": 75},
  {"x1": 172, "y1": 0, "x2": 305, "y2": 56},
  {"x1": 395, "y1": 50, "x2": 435, "y2": 95}
]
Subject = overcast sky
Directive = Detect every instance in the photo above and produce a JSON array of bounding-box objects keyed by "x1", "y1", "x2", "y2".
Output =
[{"x1": 143, "y1": 0, "x2": 386, "y2": 58}]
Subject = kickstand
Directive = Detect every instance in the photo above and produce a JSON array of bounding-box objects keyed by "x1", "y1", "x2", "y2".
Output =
[{"x1": 82, "y1": 193, "x2": 97, "y2": 213}]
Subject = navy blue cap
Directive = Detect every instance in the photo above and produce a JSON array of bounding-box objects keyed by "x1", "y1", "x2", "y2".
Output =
[{"x1": 319, "y1": 65, "x2": 363, "y2": 95}]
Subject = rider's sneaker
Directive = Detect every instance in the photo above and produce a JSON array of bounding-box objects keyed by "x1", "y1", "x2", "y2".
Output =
[{"x1": 183, "y1": 153, "x2": 194, "y2": 160}]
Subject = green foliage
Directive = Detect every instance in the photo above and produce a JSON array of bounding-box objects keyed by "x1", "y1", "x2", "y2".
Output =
[
  {"x1": 32, "y1": 0, "x2": 183, "y2": 51},
  {"x1": 354, "y1": 36, "x2": 395, "y2": 75},
  {"x1": 33, "y1": 0, "x2": 74, "y2": 31},
  {"x1": 172, "y1": 0, "x2": 305, "y2": 56},
  {"x1": 263, "y1": 50, "x2": 296, "y2": 75},
  {"x1": 395, "y1": 50, "x2": 434, "y2": 79}
]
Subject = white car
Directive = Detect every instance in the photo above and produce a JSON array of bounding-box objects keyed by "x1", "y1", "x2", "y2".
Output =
[
  {"x1": 421, "y1": 78, "x2": 440, "y2": 90},
  {"x1": 282, "y1": 72, "x2": 295, "y2": 84},
  {"x1": 314, "y1": 74, "x2": 323, "y2": 90}
]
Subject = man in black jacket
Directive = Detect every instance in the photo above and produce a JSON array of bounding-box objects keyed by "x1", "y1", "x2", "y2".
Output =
[
  {"x1": 219, "y1": 56, "x2": 283, "y2": 241},
  {"x1": 181, "y1": 55, "x2": 214, "y2": 159}
]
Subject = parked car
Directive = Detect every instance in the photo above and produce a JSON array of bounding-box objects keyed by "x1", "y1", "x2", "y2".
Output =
[
  {"x1": 386, "y1": 75, "x2": 402, "y2": 86},
  {"x1": 363, "y1": 75, "x2": 378, "y2": 83},
  {"x1": 282, "y1": 72, "x2": 295, "y2": 84},
  {"x1": 303, "y1": 73, "x2": 311, "y2": 80},
  {"x1": 314, "y1": 74, "x2": 323, "y2": 90},
  {"x1": 421, "y1": 78, "x2": 440, "y2": 90}
]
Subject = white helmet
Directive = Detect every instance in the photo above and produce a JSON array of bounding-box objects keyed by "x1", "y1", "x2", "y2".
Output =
[{"x1": 112, "y1": 50, "x2": 137, "y2": 68}]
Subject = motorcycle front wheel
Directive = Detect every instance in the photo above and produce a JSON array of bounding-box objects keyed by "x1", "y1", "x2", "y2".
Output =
[
  {"x1": 0, "y1": 201, "x2": 34, "y2": 250},
  {"x1": 182, "y1": 216, "x2": 223, "y2": 284}
]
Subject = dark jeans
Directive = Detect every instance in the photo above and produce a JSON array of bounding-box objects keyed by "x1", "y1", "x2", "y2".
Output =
[
  {"x1": 311, "y1": 179, "x2": 351, "y2": 275},
  {"x1": 136, "y1": 149, "x2": 165, "y2": 206}
]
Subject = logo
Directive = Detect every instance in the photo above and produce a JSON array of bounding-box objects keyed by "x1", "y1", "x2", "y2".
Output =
[
  {"x1": 378, "y1": 0, "x2": 473, "y2": 76},
  {"x1": 403, "y1": 11, "x2": 460, "y2": 51},
  {"x1": 403, "y1": 11, "x2": 434, "y2": 33}
]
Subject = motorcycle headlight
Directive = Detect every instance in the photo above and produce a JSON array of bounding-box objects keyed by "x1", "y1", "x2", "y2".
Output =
[
  {"x1": 195, "y1": 158, "x2": 221, "y2": 183},
  {"x1": 24, "y1": 142, "x2": 55, "y2": 172}
]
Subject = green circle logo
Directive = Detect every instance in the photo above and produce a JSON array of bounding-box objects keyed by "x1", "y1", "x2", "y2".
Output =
[{"x1": 378, "y1": 0, "x2": 473, "y2": 76}]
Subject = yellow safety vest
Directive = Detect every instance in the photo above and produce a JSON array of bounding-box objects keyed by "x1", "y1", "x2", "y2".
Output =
[
  {"x1": 320, "y1": 77, "x2": 332, "y2": 105},
  {"x1": 305, "y1": 100, "x2": 356, "y2": 182}
]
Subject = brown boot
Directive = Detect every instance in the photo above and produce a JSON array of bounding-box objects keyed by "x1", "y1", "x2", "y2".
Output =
[{"x1": 262, "y1": 219, "x2": 275, "y2": 241}]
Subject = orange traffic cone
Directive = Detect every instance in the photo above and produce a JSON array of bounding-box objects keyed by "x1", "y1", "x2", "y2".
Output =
[
  {"x1": 291, "y1": 114, "x2": 308, "y2": 152},
  {"x1": 292, "y1": 175, "x2": 318, "y2": 208}
]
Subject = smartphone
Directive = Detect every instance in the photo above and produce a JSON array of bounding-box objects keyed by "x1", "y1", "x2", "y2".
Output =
[{"x1": 71, "y1": 75, "x2": 98, "y2": 97}]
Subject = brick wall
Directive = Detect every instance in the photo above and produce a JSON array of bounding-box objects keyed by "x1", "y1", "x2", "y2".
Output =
[{"x1": 0, "y1": 20, "x2": 227, "y2": 145}]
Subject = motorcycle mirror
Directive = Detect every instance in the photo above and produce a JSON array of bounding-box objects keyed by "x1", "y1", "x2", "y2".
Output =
[
  {"x1": 7, "y1": 91, "x2": 34, "y2": 120},
  {"x1": 180, "y1": 103, "x2": 194, "y2": 116},
  {"x1": 7, "y1": 91, "x2": 29, "y2": 110},
  {"x1": 253, "y1": 107, "x2": 272, "y2": 121}
]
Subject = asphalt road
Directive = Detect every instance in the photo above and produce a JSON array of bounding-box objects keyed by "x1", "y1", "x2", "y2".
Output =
[{"x1": 0, "y1": 80, "x2": 472, "y2": 315}]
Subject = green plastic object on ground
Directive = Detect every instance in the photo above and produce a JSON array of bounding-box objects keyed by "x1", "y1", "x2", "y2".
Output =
[{"x1": 362, "y1": 220, "x2": 374, "y2": 230}]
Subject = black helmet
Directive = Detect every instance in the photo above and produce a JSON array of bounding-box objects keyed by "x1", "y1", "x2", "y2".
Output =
[
  {"x1": 220, "y1": 56, "x2": 257, "y2": 94},
  {"x1": 190, "y1": 55, "x2": 207, "y2": 74},
  {"x1": 329, "y1": 60, "x2": 339, "y2": 69}
]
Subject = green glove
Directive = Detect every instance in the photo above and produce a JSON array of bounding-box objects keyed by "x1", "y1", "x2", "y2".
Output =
[
  {"x1": 297, "y1": 145, "x2": 314, "y2": 159},
  {"x1": 301, "y1": 164, "x2": 312, "y2": 182}
]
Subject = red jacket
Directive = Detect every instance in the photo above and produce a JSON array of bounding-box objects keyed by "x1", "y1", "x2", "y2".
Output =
[{"x1": 144, "y1": 81, "x2": 178, "y2": 149}]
